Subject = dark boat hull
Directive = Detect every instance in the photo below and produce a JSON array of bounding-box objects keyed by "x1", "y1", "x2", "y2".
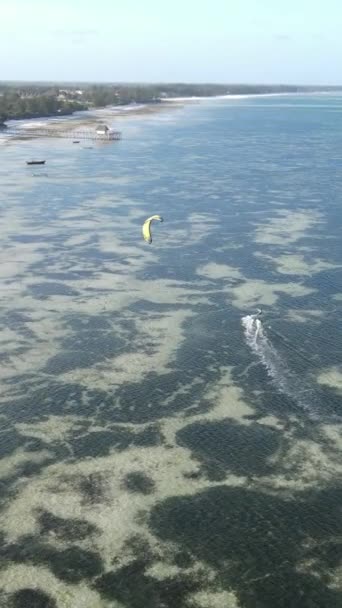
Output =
[{"x1": 26, "y1": 161, "x2": 46, "y2": 165}]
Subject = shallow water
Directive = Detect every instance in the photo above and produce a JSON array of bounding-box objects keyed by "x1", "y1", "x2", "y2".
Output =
[{"x1": 0, "y1": 96, "x2": 341, "y2": 608}]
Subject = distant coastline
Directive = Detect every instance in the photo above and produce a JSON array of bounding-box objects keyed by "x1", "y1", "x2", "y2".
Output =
[
  {"x1": 0, "y1": 93, "x2": 305, "y2": 142},
  {"x1": 2, "y1": 86, "x2": 342, "y2": 142},
  {"x1": 1, "y1": 100, "x2": 185, "y2": 142},
  {"x1": 2, "y1": 82, "x2": 342, "y2": 127}
]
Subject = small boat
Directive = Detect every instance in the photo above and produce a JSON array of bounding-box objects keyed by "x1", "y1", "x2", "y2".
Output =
[
  {"x1": 26, "y1": 160, "x2": 46, "y2": 165},
  {"x1": 73, "y1": 140, "x2": 80, "y2": 144}
]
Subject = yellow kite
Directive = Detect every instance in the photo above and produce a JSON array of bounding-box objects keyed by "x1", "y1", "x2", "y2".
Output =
[{"x1": 142, "y1": 215, "x2": 163, "y2": 243}]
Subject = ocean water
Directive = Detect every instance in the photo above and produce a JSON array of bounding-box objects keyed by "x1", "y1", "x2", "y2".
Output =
[{"x1": 0, "y1": 95, "x2": 342, "y2": 608}]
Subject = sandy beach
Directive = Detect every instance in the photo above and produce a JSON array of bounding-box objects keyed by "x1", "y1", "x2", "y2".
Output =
[
  {"x1": 1, "y1": 92, "x2": 299, "y2": 143},
  {"x1": 1, "y1": 92, "x2": 319, "y2": 143},
  {"x1": 1, "y1": 100, "x2": 186, "y2": 143}
]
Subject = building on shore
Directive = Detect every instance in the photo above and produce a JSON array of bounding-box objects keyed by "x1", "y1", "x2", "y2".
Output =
[{"x1": 95, "y1": 124, "x2": 116, "y2": 139}]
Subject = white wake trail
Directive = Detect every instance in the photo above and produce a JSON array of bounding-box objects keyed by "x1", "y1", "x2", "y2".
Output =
[{"x1": 241, "y1": 314, "x2": 318, "y2": 416}]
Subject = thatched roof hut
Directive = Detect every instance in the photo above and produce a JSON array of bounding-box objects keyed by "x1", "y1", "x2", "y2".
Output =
[{"x1": 96, "y1": 124, "x2": 110, "y2": 135}]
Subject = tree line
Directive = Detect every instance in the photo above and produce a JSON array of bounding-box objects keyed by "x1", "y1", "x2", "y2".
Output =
[
  {"x1": 0, "y1": 89, "x2": 87, "y2": 125},
  {"x1": 1, "y1": 82, "x2": 341, "y2": 125}
]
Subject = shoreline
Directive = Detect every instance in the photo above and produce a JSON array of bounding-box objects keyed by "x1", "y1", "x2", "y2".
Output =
[
  {"x1": 1, "y1": 100, "x2": 186, "y2": 142},
  {"x1": 165, "y1": 90, "x2": 341, "y2": 101},
  {"x1": 2, "y1": 90, "x2": 340, "y2": 143}
]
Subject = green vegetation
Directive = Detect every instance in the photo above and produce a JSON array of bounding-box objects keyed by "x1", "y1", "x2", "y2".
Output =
[
  {"x1": 1, "y1": 81, "x2": 342, "y2": 125},
  {"x1": 0, "y1": 86, "x2": 87, "y2": 124}
]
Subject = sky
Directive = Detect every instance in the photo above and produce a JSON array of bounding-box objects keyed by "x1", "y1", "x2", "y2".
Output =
[{"x1": 1, "y1": 0, "x2": 342, "y2": 84}]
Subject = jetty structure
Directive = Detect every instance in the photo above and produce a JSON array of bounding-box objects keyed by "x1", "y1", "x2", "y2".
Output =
[{"x1": 5, "y1": 123, "x2": 121, "y2": 141}]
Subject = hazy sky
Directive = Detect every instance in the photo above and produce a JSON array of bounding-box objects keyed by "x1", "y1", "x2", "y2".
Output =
[{"x1": 1, "y1": 0, "x2": 342, "y2": 84}]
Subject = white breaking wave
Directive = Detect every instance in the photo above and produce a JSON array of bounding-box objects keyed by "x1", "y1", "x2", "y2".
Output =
[{"x1": 241, "y1": 313, "x2": 318, "y2": 417}]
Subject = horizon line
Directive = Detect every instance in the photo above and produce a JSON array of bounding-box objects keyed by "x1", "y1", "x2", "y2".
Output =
[{"x1": 1, "y1": 80, "x2": 342, "y2": 88}]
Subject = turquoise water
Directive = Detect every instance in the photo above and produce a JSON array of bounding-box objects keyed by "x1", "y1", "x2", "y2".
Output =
[{"x1": 0, "y1": 96, "x2": 342, "y2": 607}]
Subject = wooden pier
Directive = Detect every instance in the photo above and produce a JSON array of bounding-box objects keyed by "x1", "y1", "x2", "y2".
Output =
[{"x1": 6, "y1": 126, "x2": 121, "y2": 141}]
